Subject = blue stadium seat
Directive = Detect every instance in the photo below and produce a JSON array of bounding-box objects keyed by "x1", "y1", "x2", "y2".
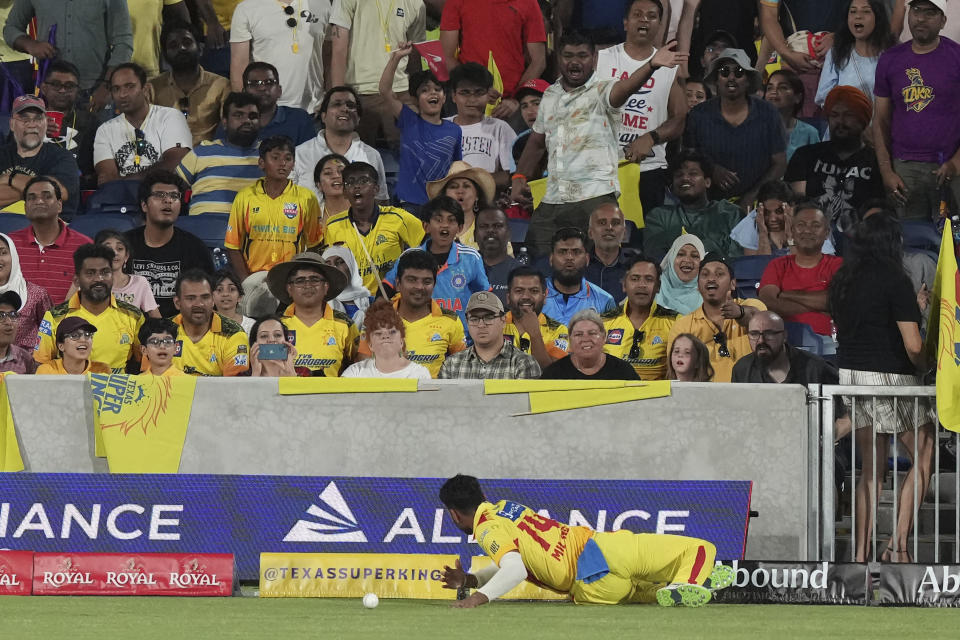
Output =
[
  {"x1": 174, "y1": 213, "x2": 229, "y2": 250},
  {"x1": 82, "y1": 180, "x2": 141, "y2": 216},
  {"x1": 0, "y1": 212, "x2": 28, "y2": 234},
  {"x1": 901, "y1": 220, "x2": 941, "y2": 252},
  {"x1": 785, "y1": 321, "x2": 824, "y2": 356},
  {"x1": 508, "y1": 218, "x2": 529, "y2": 243},
  {"x1": 732, "y1": 255, "x2": 774, "y2": 299},
  {"x1": 378, "y1": 148, "x2": 399, "y2": 175},
  {"x1": 68, "y1": 213, "x2": 137, "y2": 238}
]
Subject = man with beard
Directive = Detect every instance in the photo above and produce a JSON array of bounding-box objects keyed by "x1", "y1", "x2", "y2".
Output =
[
  {"x1": 732, "y1": 310, "x2": 837, "y2": 384},
  {"x1": 874, "y1": 0, "x2": 960, "y2": 221},
  {"x1": 503, "y1": 266, "x2": 569, "y2": 369},
  {"x1": 759, "y1": 203, "x2": 842, "y2": 337},
  {"x1": 643, "y1": 150, "x2": 742, "y2": 259},
  {"x1": 94, "y1": 63, "x2": 193, "y2": 184},
  {"x1": 786, "y1": 86, "x2": 884, "y2": 235},
  {"x1": 0, "y1": 95, "x2": 80, "y2": 215},
  {"x1": 9, "y1": 176, "x2": 91, "y2": 303},
  {"x1": 584, "y1": 203, "x2": 632, "y2": 301},
  {"x1": 512, "y1": 32, "x2": 687, "y2": 256},
  {"x1": 35, "y1": 244, "x2": 145, "y2": 373},
  {"x1": 176, "y1": 92, "x2": 262, "y2": 215},
  {"x1": 476, "y1": 207, "x2": 519, "y2": 305},
  {"x1": 602, "y1": 255, "x2": 678, "y2": 379},
  {"x1": 293, "y1": 86, "x2": 389, "y2": 204},
  {"x1": 126, "y1": 170, "x2": 216, "y2": 318},
  {"x1": 151, "y1": 19, "x2": 232, "y2": 145},
  {"x1": 542, "y1": 227, "x2": 616, "y2": 327},
  {"x1": 227, "y1": 62, "x2": 315, "y2": 146},
  {"x1": 38, "y1": 60, "x2": 98, "y2": 191},
  {"x1": 169, "y1": 269, "x2": 249, "y2": 376}
]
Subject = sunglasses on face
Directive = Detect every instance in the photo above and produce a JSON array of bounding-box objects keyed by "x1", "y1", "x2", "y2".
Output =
[{"x1": 718, "y1": 65, "x2": 746, "y2": 79}]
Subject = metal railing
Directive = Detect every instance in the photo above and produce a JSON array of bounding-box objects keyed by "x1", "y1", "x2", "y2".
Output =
[{"x1": 807, "y1": 384, "x2": 956, "y2": 563}]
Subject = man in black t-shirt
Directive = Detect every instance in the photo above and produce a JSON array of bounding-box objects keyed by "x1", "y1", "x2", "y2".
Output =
[
  {"x1": 0, "y1": 95, "x2": 80, "y2": 216},
  {"x1": 731, "y1": 311, "x2": 837, "y2": 385},
  {"x1": 786, "y1": 86, "x2": 883, "y2": 234},
  {"x1": 125, "y1": 169, "x2": 215, "y2": 318}
]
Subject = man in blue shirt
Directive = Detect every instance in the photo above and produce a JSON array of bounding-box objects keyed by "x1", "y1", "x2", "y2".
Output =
[{"x1": 542, "y1": 227, "x2": 616, "y2": 326}]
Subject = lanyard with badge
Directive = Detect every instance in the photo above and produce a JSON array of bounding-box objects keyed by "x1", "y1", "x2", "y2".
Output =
[
  {"x1": 277, "y1": 0, "x2": 303, "y2": 53},
  {"x1": 375, "y1": 0, "x2": 397, "y2": 52}
]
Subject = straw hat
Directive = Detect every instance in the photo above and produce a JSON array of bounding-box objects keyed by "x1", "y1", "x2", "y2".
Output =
[
  {"x1": 425, "y1": 161, "x2": 497, "y2": 204},
  {"x1": 266, "y1": 252, "x2": 348, "y2": 305}
]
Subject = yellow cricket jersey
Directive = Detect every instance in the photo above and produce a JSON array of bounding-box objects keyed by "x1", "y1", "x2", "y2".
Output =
[
  {"x1": 473, "y1": 500, "x2": 593, "y2": 594},
  {"x1": 224, "y1": 179, "x2": 323, "y2": 273},
  {"x1": 602, "y1": 301, "x2": 679, "y2": 380},
  {"x1": 282, "y1": 303, "x2": 359, "y2": 376},
  {"x1": 35, "y1": 294, "x2": 145, "y2": 373},
  {"x1": 357, "y1": 297, "x2": 465, "y2": 378},
  {"x1": 170, "y1": 313, "x2": 250, "y2": 376},
  {"x1": 667, "y1": 298, "x2": 767, "y2": 383},
  {"x1": 502, "y1": 311, "x2": 568, "y2": 361},
  {"x1": 322, "y1": 206, "x2": 424, "y2": 295}
]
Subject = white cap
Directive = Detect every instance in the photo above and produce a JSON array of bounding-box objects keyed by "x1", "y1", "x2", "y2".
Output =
[{"x1": 909, "y1": 0, "x2": 948, "y2": 14}]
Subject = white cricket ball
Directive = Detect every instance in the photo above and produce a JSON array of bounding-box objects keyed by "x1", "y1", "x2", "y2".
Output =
[{"x1": 362, "y1": 593, "x2": 379, "y2": 609}]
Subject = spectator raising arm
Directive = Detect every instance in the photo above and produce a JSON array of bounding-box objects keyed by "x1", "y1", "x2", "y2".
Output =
[
  {"x1": 510, "y1": 131, "x2": 546, "y2": 207},
  {"x1": 379, "y1": 43, "x2": 414, "y2": 118},
  {"x1": 758, "y1": 0, "x2": 831, "y2": 73},
  {"x1": 230, "y1": 41, "x2": 251, "y2": 93},
  {"x1": 195, "y1": 0, "x2": 228, "y2": 50},
  {"x1": 675, "y1": 0, "x2": 701, "y2": 78},
  {"x1": 329, "y1": 24, "x2": 349, "y2": 88},
  {"x1": 609, "y1": 41, "x2": 688, "y2": 108}
]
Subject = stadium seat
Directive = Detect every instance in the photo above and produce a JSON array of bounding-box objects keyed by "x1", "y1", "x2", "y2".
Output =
[
  {"x1": 0, "y1": 211, "x2": 28, "y2": 234},
  {"x1": 82, "y1": 180, "x2": 141, "y2": 216},
  {"x1": 732, "y1": 255, "x2": 774, "y2": 299},
  {"x1": 174, "y1": 213, "x2": 229, "y2": 250},
  {"x1": 901, "y1": 220, "x2": 941, "y2": 252},
  {"x1": 68, "y1": 213, "x2": 137, "y2": 238},
  {"x1": 508, "y1": 218, "x2": 529, "y2": 243},
  {"x1": 378, "y1": 148, "x2": 399, "y2": 176},
  {"x1": 785, "y1": 321, "x2": 824, "y2": 356}
]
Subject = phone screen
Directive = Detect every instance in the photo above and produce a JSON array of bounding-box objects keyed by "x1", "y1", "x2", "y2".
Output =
[{"x1": 259, "y1": 343, "x2": 288, "y2": 360}]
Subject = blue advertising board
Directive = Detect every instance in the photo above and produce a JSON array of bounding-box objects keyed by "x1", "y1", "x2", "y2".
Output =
[{"x1": 0, "y1": 474, "x2": 752, "y2": 580}]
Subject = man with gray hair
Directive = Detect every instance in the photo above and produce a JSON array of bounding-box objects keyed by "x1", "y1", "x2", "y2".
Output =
[{"x1": 541, "y1": 309, "x2": 639, "y2": 379}]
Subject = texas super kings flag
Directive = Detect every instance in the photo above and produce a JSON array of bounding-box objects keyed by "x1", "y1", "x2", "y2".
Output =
[
  {"x1": 925, "y1": 219, "x2": 960, "y2": 432},
  {"x1": 90, "y1": 374, "x2": 198, "y2": 473}
]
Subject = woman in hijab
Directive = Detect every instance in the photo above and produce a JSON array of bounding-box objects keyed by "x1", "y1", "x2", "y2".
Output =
[
  {"x1": 0, "y1": 232, "x2": 52, "y2": 350},
  {"x1": 654, "y1": 234, "x2": 705, "y2": 315},
  {"x1": 321, "y1": 245, "x2": 373, "y2": 324}
]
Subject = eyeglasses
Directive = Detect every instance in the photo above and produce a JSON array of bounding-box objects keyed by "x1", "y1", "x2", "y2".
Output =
[
  {"x1": 713, "y1": 332, "x2": 730, "y2": 358},
  {"x1": 43, "y1": 80, "x2": 79, "y2": 92},
  {"x1": 282, "y1": 3, "x2": 297, "y2": 27},
  {"x1": 747, "y1": 330, "x2": 783, "y2": 342},
  {"x1": 246, "y1": 78, "x2": 278, "y2": 88},
  {"x1": 467, "y1": 314, "x2": 503, "y2": 326},
  {"x1": 63, "y1": 330, "x2": 95, "y2": 341},
  {"x1": 343, "y1": 176, "x2": 375, "y2": 187},
  {"x1": 288, "y1": 276, "x2": 327, "y2": 287},
  {"x1": 0, "y1": 311, "x2": 19, "y2": 322},
  {"x1": 14, "y1": 113, "x2": 45, "y2": 123},
  {"x1": 718, "y1": 65, "x2": 746, "y2": 79},
  {"x1": 628, "y1": 329, "x2": 646, "y2": 360},
  {"x1": 149, "y1": 191, "x2": 181, "y2": 201},
  {"x1": 145, "y1": 337, "x2": 177, "y2": 347}
]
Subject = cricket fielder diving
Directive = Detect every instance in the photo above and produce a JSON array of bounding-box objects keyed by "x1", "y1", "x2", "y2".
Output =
[{"x1": 439, "y1": 474, "x2": 736, "y2": 608}]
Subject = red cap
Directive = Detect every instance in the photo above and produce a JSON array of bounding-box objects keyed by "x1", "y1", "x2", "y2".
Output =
[
  {"x1": 11, "y1": 94, "x2": 46, "y2": 115},
  {"x1": 515, "y1": 79, "x2": 550, "y2": 98}
]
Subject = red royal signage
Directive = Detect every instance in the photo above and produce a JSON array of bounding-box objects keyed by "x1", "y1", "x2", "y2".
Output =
[
  {"x1": 0, "y1": 550, "x2": 34, "y2": 595},
  {"x1": 32, "y1": 552, "x2": 234, "y2": 596}
]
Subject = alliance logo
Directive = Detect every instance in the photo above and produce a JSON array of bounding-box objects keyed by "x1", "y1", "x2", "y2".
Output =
[{"x1": 283, "y1": 482, "x2": 368, "y2": 543}]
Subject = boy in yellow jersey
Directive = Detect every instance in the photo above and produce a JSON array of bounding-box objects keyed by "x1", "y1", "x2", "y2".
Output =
[
  {"x1": 35, "y1": 244, "x2": 144, "y2": 373},
  {"x1": 225, "y1": 135, "x2": 323, "y2": 280},
  {"x1": 322, "y1": 161, "x2": 424, "y2": 295},
  {"x1": 438, "y1": 474, "x2": 736, "y2": 608},
  {"x1": 602, "y1": 255, "x2": 678, "y2": 380},
  {"x1": 266, "y1": 252, "x2": 358, "y2": 376},
  {"x1": 357, "y1": 250, "x2": 465, "y2": 377},
  {"x1": 503, "y1": 266, "x2": 568, "y2": 369},
  {"x1": 139, "y1": 317, "x2": 187, "y2": 376},
  {"x1": 169, "y1": 269, "x2": 249, "y2": 376}
]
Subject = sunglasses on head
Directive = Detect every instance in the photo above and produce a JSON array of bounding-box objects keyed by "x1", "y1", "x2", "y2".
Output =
[
  {"x1": 718, "y1": 65, "x2": 746, "y2": 79},
  {"x1": 713, "y1": 332, "x2": 730, "y2": 358}
]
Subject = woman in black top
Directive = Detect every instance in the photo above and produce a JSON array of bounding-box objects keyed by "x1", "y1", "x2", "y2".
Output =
[
  {"x1": 541, "y1": 310, "x2": 640, "y2": 380},
  {"x1": 829, "y1": 210, "x2": 934, "y2": 563}
]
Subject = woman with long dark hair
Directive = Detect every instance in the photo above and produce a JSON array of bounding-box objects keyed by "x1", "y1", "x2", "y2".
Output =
[
  {"x1": 816, "y1": 0, "x2": 896, "y2": 106},
  {"x1": 828, "y1": 210, "x2": 935, "y2": 563},
  {"x1": 765, "y1": 70, "x2": 820, "y2": 162}
]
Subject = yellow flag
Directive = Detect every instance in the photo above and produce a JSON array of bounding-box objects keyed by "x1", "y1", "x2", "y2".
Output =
[
  {"x1": 90, "y1": 374, "x2": 197, "y2": 473},
  {"x1": 528, "y1": 161, "x2": 644, "y2": 227},
  {"x1": 925, "y1": 220, "x2": 960, "y2": 431},
  {"x1": 484, "y1": 379, "x2": 648, "y2": 394},
  {"x1": 0, "y1": 373, "x2": 23, "y2": 472},
  {"x1": 485, "y1": 52, "x2": 504, "y2": 117},
  {"x1": 527, "y1": 381, "x2": 671, "y2": 414},
  {"x1": 278, "y1": 378, "x2": 419, "y2": 395}
]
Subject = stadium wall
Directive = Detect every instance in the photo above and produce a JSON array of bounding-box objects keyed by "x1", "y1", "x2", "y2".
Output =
[{"x1": 6, "y1": 377, "x2": 809, "y2": 560}]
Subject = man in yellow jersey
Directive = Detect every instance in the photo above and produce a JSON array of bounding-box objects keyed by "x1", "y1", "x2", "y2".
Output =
[
  {"x1": 36, "y1": 244, "x2": 144, "y2": 373},
  {"x1": 322, "y1": 161, "x2": 423, "y2": 295},
  {"x1": 668, "y1": 254, "x2": 766, "y2": 383},
  {"x1": 357, "y1": 250, "x2": 465, "y2": 377},
  {"x1": 267, "y1": 252, "x2": 358, "y2": 376},
  {"x1": 170, "y1": 269, "x2": 249, "y2": 375},
  {"x1": 225, "y1": 135, "x2": 323, "y2": 280},
  {"x1": 602, "y1": 255, "x2": 679, "y2": 380},
  {"x1": 503, "y1": 265, "x2": 568, "y2": 370},
  {"x1": 438, "y1": 474, "x2": 735, "y2": 608}
]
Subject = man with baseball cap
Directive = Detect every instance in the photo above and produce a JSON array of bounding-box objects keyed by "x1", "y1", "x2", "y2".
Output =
[
  {"x1": 683, "y1": 48, "x2": 786, "y2": 208},
  {"x1": 512, "y1": 79, "x2": 550, "y2": 177},
  {"x1": 267, "y1": 251, "x2": 359, "y2": 377},
  {"x1": 874, "y1": 0, "x2": 960, "y2": 222},
  {"x1": 0, "y1": 94, "x2": 80, "y2": 215},
  {"x1": 0, "y1": 291, "x2": 35, "y2": 374},
  {"x1": 438, "y1": 290, "x2": 540, "y2": 379}
]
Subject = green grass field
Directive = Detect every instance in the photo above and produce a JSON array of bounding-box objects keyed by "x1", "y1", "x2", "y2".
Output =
[{"x1": 0, "y1": 597, "x2": 956, "y2": 639}]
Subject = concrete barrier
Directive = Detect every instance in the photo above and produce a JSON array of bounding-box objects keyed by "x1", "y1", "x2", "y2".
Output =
[{"x1": 4, "y1": 377, "x2": 810, "y2": 560}]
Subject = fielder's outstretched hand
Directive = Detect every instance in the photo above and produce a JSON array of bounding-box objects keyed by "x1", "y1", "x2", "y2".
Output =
[
  {"x1": 441, "y1": 559, "x2": 467, "y2": 589},
  {"x1": 451, "y1": 592, "x2": 489, "y2": 609}
]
